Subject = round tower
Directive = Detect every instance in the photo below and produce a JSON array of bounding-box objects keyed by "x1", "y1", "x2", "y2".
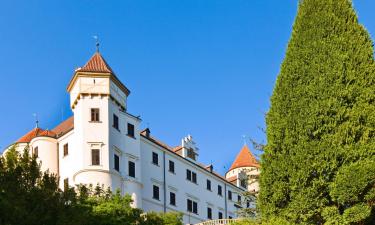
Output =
[{"x1": 225, "y1": 145, "x2": 260, "y2": 193}]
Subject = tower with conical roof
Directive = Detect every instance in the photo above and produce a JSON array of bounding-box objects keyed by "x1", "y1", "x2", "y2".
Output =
[
  {"x1": 225, "y1": 145, "x2": 260, "y2": 193},
  {"x1": 66, "y1": 50, "x2": 142, "y2": 207}
]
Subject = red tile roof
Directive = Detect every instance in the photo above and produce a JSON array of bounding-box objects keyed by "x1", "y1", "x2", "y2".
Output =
[
  {"x1": 52, "y1": 116, "x2": 74, "y2": 137},
  {"x1": 16, "y1": 128, "x2": 56, "y2": 143},
  {"x1": 229, "y1": 145, "x2": 259, "y2": 171},
  {"x1": 77, "y1": 52, "x2": 114, "y2": 73}
]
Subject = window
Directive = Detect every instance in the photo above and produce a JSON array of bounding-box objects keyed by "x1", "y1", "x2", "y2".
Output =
[
  {"x1": 33, "y1": 146, "x2": 38, "y2": 157},
  {"x1": 187, "y1": 199, "x2": 198, "y2": 214},
  {"x1": 218, "y1": 185, "x2": 222, "y2": 196},
  {"x1": 238, "y1": 195, "x2": 242, "y2": 203},
  {"x1": 63, "y1": 143, "x2": 68, "y2": 156},
  {"x1": 207, "y1": 207, "x2": 212, "y2": 219},
  {"x1": 91, "y1": 108, "x2": 100, "y2": 122},
  {"x1": 128, "y1": 161, "x2": 135, "y2": 178},
  {"x1": 229, "y1": 216, "x2": 233, "y2": 219},
  {"x1": 64, "y1": 178, "x2": 69, "y2": 191},
  {"x1": 127, "y1": 123, "x2": 135, "y2": 137},
  {"x1": 206, "y1": 179, "x2": 211, "y2": 191},
  {"x1": 192, "y1": 172, "x2": 197, "y2": 183},
  {"x1": 169, "y1": 160, "x2": 175, "y2": 173},
  {"x1": 228, "y1": 190, "x2": 232, "y2": 200},
  {"x1": 153, "y1": 185, "x2": 159, "y2": 200},
  {"x1": 152, "y1": 152, "x2": 159, "y2": 165},
  {"x1": 92, "y1": 149, "x2": 100, "y2": 165},
  {"x1": 186, "y1": 169, "x2": 197, "y2": 183},
  {"x1": 113, "y1": 114, "x2": 119, "y2": 130},
  {"x1": 187, "y1": 148, "x2": 196, "y2": 160},
  {"x1": 247, "y1": 201, "x2": 250, "y2": 208},
  {"x1": 170, "y1": 192, "x2": 176, "y2": 206},
  {"x1": 186, "y1": 169, "x2": 191, "y2": 180},
  {"x1": 114, "y1": 154, "x2": 120, "y2": 172},
  {"x1": 218, "y1": 212, "x2": 223, "y2": 219}
]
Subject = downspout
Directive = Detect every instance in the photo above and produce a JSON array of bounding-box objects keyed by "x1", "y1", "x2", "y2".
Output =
[
  {"x1": 163, "y1": 151, "x2": 167, "y2": 213},
  {"x1": 224, "y1": 183, "x2": 228, "y2": 218}
]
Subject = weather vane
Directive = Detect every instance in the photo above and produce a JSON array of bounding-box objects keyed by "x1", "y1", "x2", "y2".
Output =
[
  {"x1": 33, "y1": 113, "x2": 39, "y2": 128},
  {"x1": 242, "y1": 134, "x2": 247, "y2": 145},
  {"x1": 93, "y1": 35, "x2": 99, "y2": 52}
]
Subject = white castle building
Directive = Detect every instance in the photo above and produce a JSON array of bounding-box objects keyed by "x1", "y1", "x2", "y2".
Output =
[{"x1": 3, "y1": 51, "x2": 260, "y2": 224}]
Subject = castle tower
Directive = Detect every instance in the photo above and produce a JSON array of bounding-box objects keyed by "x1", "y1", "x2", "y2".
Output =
[
  {"x1": 225, "y1": 145, "x2": 260, "y2": 193},
  {"x1": 65, "y1": 51, "x2": 142, "y2": 207}
]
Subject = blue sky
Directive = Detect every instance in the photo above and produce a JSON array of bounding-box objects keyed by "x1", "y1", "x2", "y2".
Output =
[{"x1": 0, "y1": 0, "x2": 374, "y2": 175}]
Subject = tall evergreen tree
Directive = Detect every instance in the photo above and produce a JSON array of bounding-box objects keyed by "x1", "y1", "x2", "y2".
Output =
[{"x1": 259, "y1": 0, "x2": 375, "y2": 224}]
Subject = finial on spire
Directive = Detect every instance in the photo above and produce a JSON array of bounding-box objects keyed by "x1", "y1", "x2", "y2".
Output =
[
  {"x1": 93, "y1": 35, "x2": 99, "y2": 52},
  {"x1": 33, "y1": 113, "x2": 39, "y2": 128},
  {"x1": 242, "y1": 134, "x2": 247, "y2": 146}
]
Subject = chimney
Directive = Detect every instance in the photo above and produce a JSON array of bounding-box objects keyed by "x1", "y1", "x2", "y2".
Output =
[{"x1": 145, "y1": 128, "x2": 151, "y2": 138}]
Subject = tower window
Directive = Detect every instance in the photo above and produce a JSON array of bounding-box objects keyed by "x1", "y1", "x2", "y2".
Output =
[
  {"x1": 114, "y1": 154, "x2": 120, "y2": 172},
  {"x1": 128, "y1": 161, "x2": 135, "y2": 178},
  {"x1": 91, "y1": 149, "x2": 100, "y2": 165},
  {"x1": 170, "y1": 192, "x2": 176, "y2": 206},
  {"x1": 91, "y1": 108, "x2": 100, "y2": 122},
  {"x1": 113, "y1": 114, "x2": 119, "y2": 130},
  {"x1": 153, "y1": 185, "x2": 160, "y2": 200},
  {"x1": 127, "y1": 123, "x2": 135, "y2": 137},
  {"x1": 33, "y1": 146, "x2": 38, "y2": 157},
  {"x1": 152, "y1": 152, "x2": 159, "y2": 165},
  {"x1": 240, "y1": 179, "x2": 247, "y2": 188},
  {"x1": 63, "y1": 143, "x2": 68, "y2": 156}
]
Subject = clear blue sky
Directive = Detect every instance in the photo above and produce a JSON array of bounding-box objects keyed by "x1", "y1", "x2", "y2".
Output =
[{"x1": 0, "y1": 0, "x2": 374, "y2": 175}]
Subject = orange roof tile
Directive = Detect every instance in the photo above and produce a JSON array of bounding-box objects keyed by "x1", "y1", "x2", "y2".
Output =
[
  {"x1": 52, "y1": 116, "x2": 74, "y2": 137},
  {"x1": 77, "y1": 52, "x2": 114, "y2": 73},
  {"x1": 229, "y1": 145, "x2": 259, "y2": 171},
  {"x1": 16, "y1": 127, "x2": 56, "y2": 143},
  {"x1": 226, "y1": 175, "x2": 237, "y2": 183}
]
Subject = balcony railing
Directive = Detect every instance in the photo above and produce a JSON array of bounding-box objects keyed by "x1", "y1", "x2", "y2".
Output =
[{"x1": 194, "y1": 218, "x2": 241, "y2": 225}]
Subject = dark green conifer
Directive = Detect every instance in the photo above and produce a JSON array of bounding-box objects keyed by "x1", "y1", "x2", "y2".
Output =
[{"x1": 259, "y1": 0, "x2": 375, "y2": 224}]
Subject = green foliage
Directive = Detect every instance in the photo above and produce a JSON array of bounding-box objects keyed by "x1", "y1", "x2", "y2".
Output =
[
  {"x1": 259, "y1": 0, "x2": 375, "y2": 224},
  {"x1": 0, "y1": 146, "x2": 183, "y2": 225}
]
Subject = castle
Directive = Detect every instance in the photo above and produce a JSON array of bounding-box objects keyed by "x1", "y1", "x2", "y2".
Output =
[{"x1": 3, "y1": 51, "x2": 260, "y2": 224}]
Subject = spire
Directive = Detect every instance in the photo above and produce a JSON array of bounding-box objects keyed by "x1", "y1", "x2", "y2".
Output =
[
  {"x1": 228, "y1": 144, "x2": 259, "y2": 171},
  {"x1": 77, "y1": 52, "x2": 114, "y2": 74}
]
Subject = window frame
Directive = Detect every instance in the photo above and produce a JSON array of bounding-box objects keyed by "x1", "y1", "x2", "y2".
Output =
[
  {"x1": 128, "y1": 161, "x2": 135, "y2": 178},
  {"x1": 63, "y1": 143, "x2": 68, "y2": 157},
  {"x1": 169, "y1": 160, "x2": 175, "y2": 173},
  {"x1": 90, "y1": 108, "x2": 100, "y2": 122},
  {"x1": 152, "y1": 152, "x2": 159, "y2": 165},
  {"x1": 153, "y1": 185, "x2": 160, "y2": 200},
  {"x1": 113, "y1": 114, "x2": 119, "y2": 130},
  {"x1": 33, "y1": 146, "x2": 38, "y2": 157},
  {"x1": 114, "y1": 154, "x2": 120, "y2": 172},
  {"x1": 170, "y1": 192, "x2": 176, "y2": 206},
  {"x1": 127, "y1": 123, "x2": 135, "y2": 137},
  {"x1": 218, "y1": 185, "x2": 223, "y2": 196},
  {"x1": 207, "y1": 207, "x2": 212, "y2": 219},
  {"x1": 206, "y1": 179, "x2": 211, "y2": 191},
  {"x1": 91, "y1": 149, "x2": 100, "y2": 166}
]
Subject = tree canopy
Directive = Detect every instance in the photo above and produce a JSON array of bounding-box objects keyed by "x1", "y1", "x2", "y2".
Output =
[
  {"x1": 0, "y1": 146, "x2": 183, "y2": 225},
  {"x1": 259, "y1": 0, "x2": 375, "y2": 224}
]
